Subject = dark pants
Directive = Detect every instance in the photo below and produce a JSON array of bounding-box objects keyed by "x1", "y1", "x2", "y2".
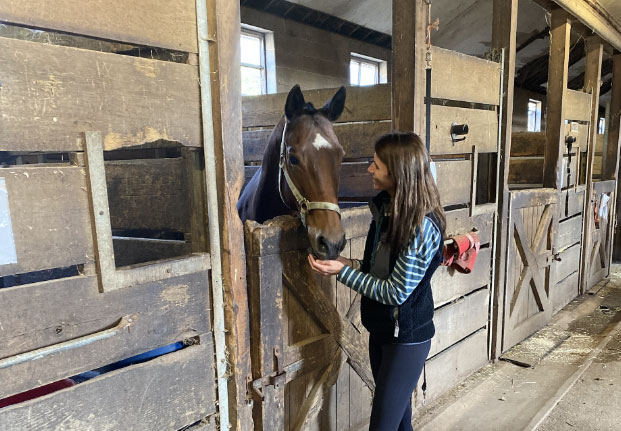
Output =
[{"x1": 368, "y1": 335, "x2": 431, "y2": 431}]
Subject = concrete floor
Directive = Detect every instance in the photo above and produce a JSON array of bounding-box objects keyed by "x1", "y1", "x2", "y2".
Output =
[{"x1": 412, "y1": 266, "x2": 621, "y2": 431}]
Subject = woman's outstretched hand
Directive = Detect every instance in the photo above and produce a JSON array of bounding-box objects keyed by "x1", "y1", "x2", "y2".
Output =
[{"x1": 307, "y1": 254, "x2": 346, "y2": 276}]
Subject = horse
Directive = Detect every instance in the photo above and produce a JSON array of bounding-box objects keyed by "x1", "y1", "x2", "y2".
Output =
[{"x1": 237, "y1": 85, "x2": 347, "y2": 260}]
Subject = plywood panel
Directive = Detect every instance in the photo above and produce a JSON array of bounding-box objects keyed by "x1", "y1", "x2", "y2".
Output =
[
  {"x1": 564, "y1": 89, "x2": 593, "y2": 122},
  {"x1": 430, "y1": 105, "x2": 498, "y2": 155},
  {"x1": 429, "y1": 289, "x2": 489, "y2": 358},
  {"x1": 0, "y1": 166, "x2": 92, "y2": 277},
  {"x1": 433, "y1": 248, "x2": 492, "y2": 307},
  {"x1": 0, "y1": 0, "x2": 198, "y2": 52},
  {"x1": 242, "y1": 121, "x2": 390, "y2": 163},
  {"x1": 105, "y1": 159, "x2": 191, "y2": 232},
  {"x1": 242, "y1": 85, "x2": 391, "y2": 128},
  {"x1": 0, "y1": 37, "x2": 201, "y2": 152},
  {"x1": 418, "y1": 329, "x2": 488, "y2": 404},
  {"x1": 0, "y1": 343, "x2": 216, "y2": 431},
  {"x1": 431, "y1": 47, "x2": 501, "y2": 106}
]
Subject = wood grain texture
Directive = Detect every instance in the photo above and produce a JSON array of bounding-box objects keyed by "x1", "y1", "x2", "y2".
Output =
[
  {"x1": 242, "y1": 85, "x2": 391, "y2": 128},
  {"x1": 0, "y1": 166, "x2": 93, "y2": 277},
  {"x1": 603, "y1": 54, "x2": 621, "y2": 180},
  {"x1": 0, "y1": 342, "x2": 216, "y2": 431},
  {"x1": 0, "y1": 0, "x2": 198, "y2": 52},
  {"x1": 554, "y1": 242, "x2": 581, "y2": 282},
  {"x1": 105, "y1": 159, "x2": 191, "y2": 232},
  {"x1": 112, "y1": 237, "x2": 191, "y2": 267},
  {"x1": 429, "y1": 289, "x2": 489, "y2": 358},
  {"x1": 0, "y1": 37, "x2": 201, "y2": 152},
  {"x1": 557, "y1": 215, "x2": 583, "y2": 249},
  {"x1": 433, "y1": 248, "x2": 492, "y2": 307},
  {"x1": 0, "y1": 272, "x2": 211, "y2": 399},
  {"x1": 552, "y1": 270, "x2": 579, "y2": 312},
  {"x1": 431, "y1": 47, "x2": 501, "y2": 106},
  {"x1": 564, "y1": 89, "x2": 593, "y2": 122},
  {"x1": 430, "y1": 106, "x2": 498, "y2": 154},
  {"x1": 435, "y1": 160, "x2": 474, "y2": 207}
]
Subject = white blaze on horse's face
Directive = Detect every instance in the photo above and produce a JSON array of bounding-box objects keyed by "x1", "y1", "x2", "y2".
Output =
[{"x1": 311, "y1": 133, "x2": 333, "y2": 151}]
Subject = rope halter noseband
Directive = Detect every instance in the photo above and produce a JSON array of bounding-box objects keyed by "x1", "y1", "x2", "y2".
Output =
[{"x1": 278, "y1": 122, "x2": 341, "y2": 227}]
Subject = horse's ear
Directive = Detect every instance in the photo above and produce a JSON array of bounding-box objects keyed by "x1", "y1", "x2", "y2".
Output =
[
  {"x1": 285, "y1": 85, "x2": 305, "y2": 121},
  {"x1": 321, "y1": 86, "x2": 346, "y2": 122}
]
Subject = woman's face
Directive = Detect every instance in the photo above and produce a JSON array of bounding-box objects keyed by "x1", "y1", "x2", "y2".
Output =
[{"x1": 368, "y1": 153, "x2": 394, "y2": 194}]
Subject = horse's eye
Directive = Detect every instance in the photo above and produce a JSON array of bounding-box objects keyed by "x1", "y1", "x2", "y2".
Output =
[{"x1": 289, "y1": 155, "x2": 300, "y2": 166}]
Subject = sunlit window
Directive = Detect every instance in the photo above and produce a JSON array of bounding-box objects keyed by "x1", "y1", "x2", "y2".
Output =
[
  {"x1": 527, "y1": 99, "x2": 542, "y2": 132},
  {"x1": 598, "y1": 117, "x2": 605, "y2": 134},
  {"x1": 241, "y1": 30, "x2": 266, "y2": 96},
  {"x1": 350, "y1": 54, "x2": 380, "y2": 86}
]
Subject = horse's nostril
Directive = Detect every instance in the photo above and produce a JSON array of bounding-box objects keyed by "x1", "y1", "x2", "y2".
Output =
[{"x1": 317, "y1": 236, "x2": 329, "y2": 252}]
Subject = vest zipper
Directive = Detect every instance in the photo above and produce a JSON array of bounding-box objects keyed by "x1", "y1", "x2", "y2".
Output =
[{"x1": 393, "y1": 307, "x2": 399, "y2": 338}]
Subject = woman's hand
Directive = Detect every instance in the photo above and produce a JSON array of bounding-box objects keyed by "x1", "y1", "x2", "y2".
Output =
[{"x1": 307, "y1": 254, "x2": 347, "y2": 276}]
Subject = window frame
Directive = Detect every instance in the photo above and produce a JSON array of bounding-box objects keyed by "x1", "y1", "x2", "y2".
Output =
[
  {"x1": 350, "y1": 54, "x2": 380, "y2": 87},
  {"x1": 527, "y1": 99, "x2": 542, "y2": 132},
  {"x1": 240, "y1": 28, "x2": 267, "y2": 96}
]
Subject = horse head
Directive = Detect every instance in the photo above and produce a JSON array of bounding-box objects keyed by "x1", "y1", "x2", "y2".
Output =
[{"x1": 280, "y1": 85, "x2": 347, "y2": 260}]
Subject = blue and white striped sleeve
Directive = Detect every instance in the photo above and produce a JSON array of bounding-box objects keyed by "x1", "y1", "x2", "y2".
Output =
[{"x1": 337, "y1": 217, "x2": 441, "y2": 305}]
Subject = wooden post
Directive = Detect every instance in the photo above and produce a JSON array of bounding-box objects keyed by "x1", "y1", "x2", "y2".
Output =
[
  {"x1": 544, "y1": 8, "x2": 571, "y2": 190},
  {"x1": 579, "y1": 36, "x2": 604, "y2": 294},
  {"x1": 490, "y1": 0, "x2": 518, "y2": 359},
  {"x1": 604, "y1": 52, "x2": 621, "y2": 181},
  {"x1": 391, "y1": 0, "x2": 425, "y2": 135},
  {"x1": 205, "y1": 0, "x2": 254, "y2": 429},
  {"x1": 609, "y1": 52, "x2": 621, "y2": 260}
]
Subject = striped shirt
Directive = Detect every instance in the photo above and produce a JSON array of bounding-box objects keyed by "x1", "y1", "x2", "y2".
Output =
[{"x1": 337, "y1": 217, "x2": 442, "y2": 306}]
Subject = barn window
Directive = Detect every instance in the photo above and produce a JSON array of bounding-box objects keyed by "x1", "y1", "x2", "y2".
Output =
[
  {"x1": 598, "y1": 117, "x2": 605, "y2": 134},
  {"x1": 350, "y1": 53, "x2": 386, "y2": 86},
  {"x1": 527, "y1": 99, "x2": 542, "y2": 132},
  {"x1": 241, "y1": 29, "x2": 267, "y2": 96}
]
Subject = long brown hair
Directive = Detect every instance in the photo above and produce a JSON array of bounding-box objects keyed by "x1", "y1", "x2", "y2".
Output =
[{"x1": 375, "y1": 131, "x2": 446, "y2": 253}]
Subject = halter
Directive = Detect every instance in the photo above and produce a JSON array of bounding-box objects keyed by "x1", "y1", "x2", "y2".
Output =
[{"x1": 278, "y1": 122, "x2": 341, "y2": 227}]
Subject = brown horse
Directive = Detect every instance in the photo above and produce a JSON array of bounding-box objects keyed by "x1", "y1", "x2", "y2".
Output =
[{"x1": 237, "y1": 85, "x2": 347, "y2": 260}]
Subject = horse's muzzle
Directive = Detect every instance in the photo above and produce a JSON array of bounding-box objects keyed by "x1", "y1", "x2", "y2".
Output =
[{"x1": 315, "y1": 233, "x2": 346, "y2": 261}]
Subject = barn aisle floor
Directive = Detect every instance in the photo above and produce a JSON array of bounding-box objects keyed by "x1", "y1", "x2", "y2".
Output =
[{"x1": 412, "y1": 265, "x2": 621, "y2": 431}]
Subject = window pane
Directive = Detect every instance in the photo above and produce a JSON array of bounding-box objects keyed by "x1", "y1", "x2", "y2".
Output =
[
  {"x1": 360, "y1": 62, "x2": 378, "y2": 86},
  {"x1": 241, "y1": 66, "x2": 263, "y2": 96},
  {"x1": 241, "y1": 34, "x2": 262, "y2": 66},
  {"x1": 350, "y1": 60, "x2": 360, "y2": 85}
]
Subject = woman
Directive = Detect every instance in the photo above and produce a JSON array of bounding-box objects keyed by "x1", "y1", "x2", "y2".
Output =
[{"x1": 308, "y1": 131, "x2": 445, "y2": 430}]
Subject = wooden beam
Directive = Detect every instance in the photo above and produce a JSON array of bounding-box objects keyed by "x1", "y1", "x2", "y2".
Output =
[
  {"x1": 604, "y1": 53, "x2": 621, "y2": 180},
  {"x1": 568, "y1": 58, "x2": 613, "y2": 90},
  {"x1": 544, "y1": 8, "x2": 571, "y2": 190},
  {"x1": 391, "y1": 0, "x2": 425, "y2": 134},
  {"x1": 579, "y1": 36, "x2": 603, "y2": 295},
  {"x1": 206, "y1": 0, "x2": 254, "y2": 429},
  {"x1": 516, "y1": 26, "x2": 550, "y2": 53},
  {"x1": 491, "y1": 0, "x2": 518, "y2": 359}
]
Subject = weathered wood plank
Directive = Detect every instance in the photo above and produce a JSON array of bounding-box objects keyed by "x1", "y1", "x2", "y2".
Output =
[
  {"x1": 435, "y1": 160, "x2": 473, "y2": 207},
  {"x1": 510, "y1": 188, "x2": 558, "y2": 209},
  {"x1": 564, "y1": 187, "x2": 585, "y2": 218},
  {"x1": 429, "y1": 289, "x2": 489, "y2": 358},
  {"x1": 0, "y1": 342, "x2": 216, "y2": 431},
  {"x1": 112, "y1": 237, "x2": 191, "y2": 267},
  {"x1": 242, "y1": 85, "x2": 391, "y2": 128},
  {"x1": 564, "y1": 89, "x2": 593, "y2": 122},
  {"x1": 105, "y1": 159, "x2": 191, "y2": 232},
  {"x1": 552, "y1": 270, "x2": 579, "y2": 312},
  {"x1": 0, "y1": 37, "x2": 201, "y2": 152},
  {"x1": 0, "y1": 166, "x2": 92, "y2": 277},
  {"x1": 242, "y1": 121, "x2": 390, "y2": 163},
  {"x1": 430, "y1": 106, "x2": 498, "y2": 155},
  {"x1": 0, "y1": 272, "x2": 211, "y2": 399},
  {"x1": 0, "y1": 1, "x2": 198, "y2": 52},
  {"x1": 565, "y1": 122, "x2": 589, "y2": 152},
  {"x1": 508, "y1": 157, "x2": 544, "y2": 184},
  {"x1": 603, "y1": 53, "x2": 621, "y2": 180},
  {"x1": 554, "y1": 243, "x2": 581, "y2": 282},
  {"x1": 433, "y1": 248, "x2": 492, "y2": 307},
  {"x1": 445, "y1": 207, "x2": 495, "y2": 245},
  {"x1": 417, "y1": 329, "x2": 488, "y2": 405},
  {"x1": 431, "y1": 47, "x2": 501, "y2": 106},
  {"x1": 557, "y1": 215, "x2": 583, "y2": 249},
  {"x1": 511, "y1": 132, "x2": 547, "y2": 157}
]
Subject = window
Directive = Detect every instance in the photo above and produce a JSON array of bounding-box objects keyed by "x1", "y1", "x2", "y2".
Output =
[
  {"x1": 240, "y1": 29, "x2": 266, "y2": 96},
  {"x1": 527, "y1": 99, "x2": 542, "y2": 132},
  {"x1": 598, "y1": 117, "x2": 605, "y2": 134},
  {"x1": 350, "y1": 54, "x2": 383, "y2": 86}
]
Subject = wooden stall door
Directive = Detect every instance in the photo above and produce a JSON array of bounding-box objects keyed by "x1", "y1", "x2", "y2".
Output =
[
  {"x1": 245, "y1": 209, "x2": 374, "y2": 431},
  {"x1": 502, "y1": 189, "x2": 558, "y2": 351},
  {"x1": 585, "y1": 180, "x2": 616, "y2": 290}
]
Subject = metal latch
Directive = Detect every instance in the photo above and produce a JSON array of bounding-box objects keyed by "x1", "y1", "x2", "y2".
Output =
[{"x1": 247, "y1": 346, "x2": 286, "y2": 401}]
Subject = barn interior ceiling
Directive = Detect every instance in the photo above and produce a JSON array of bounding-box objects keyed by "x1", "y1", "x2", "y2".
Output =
[{"x1": 244, "y1": 0, "x2": 621, "y2": 107}]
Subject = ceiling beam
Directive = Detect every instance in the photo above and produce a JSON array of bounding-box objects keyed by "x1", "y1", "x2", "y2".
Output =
[
  {"x1": 568, "y1": 57, "x2": 613, "y2": 90},
  {"x1": 516, "y1": 26, "x2": 550, "y2": 53}
]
